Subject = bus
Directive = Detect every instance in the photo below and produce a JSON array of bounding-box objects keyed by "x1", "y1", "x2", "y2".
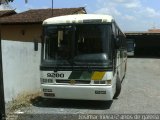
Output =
[
  {"x1": 127, "y1": 39, "x2": 135, "y2": 56},
  {"x1": 40, "y1": 14, "x2": 127, "y2": 101}
]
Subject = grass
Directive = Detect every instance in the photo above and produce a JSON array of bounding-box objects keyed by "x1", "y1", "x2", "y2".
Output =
[{"x1": 7, "y1": 92, "x2": 41, "y2": 112}]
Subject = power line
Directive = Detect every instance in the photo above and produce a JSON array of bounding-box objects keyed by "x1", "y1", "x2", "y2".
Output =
[
  {"x1": 0, "y1": 24, "x2": 6, "y2": 120},
  {"x1": 52, "y1": 0, "x2": 53, "y2": 16}
]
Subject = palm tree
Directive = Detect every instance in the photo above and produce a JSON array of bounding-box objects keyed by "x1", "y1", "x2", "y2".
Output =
[
  {"x1": 8, "y1": 0, "x2": 28, "y2": 3},
  {"x1": 8, "y1": 0, "x2": 14, "y2": 2},
  {"x1": 0, "y1": 0, "x2": 25, "y2": 4}
]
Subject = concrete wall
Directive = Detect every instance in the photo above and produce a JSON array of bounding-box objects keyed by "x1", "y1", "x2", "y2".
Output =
[{"x1": 2, "y1": 40, "x2": 41, "y2": 102}]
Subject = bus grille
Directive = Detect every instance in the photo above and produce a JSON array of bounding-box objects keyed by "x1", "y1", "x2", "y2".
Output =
[{"x1": 56, "y1": 79, "x2": 91, "y2": 84}]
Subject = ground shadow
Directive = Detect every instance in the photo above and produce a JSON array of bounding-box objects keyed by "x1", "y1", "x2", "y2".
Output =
[
  {"x1": 128, "y1": 52, "x2": 160, "y2": 59},
  {"x1": 132, "y1": 48, "x2": 160, "y2": 59},
  {"x1": 133, "y1": 52, "x2": 160, "y2": 58},
  {"x1": 128, "y1": 55, "x2": 160, "y2": 59},
  {"x1": 30, "y1": 96, "x2": 113, "y2": 110}
]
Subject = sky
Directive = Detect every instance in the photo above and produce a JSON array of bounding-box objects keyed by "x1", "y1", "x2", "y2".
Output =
[{"x1": 6, "y1": 0, "x2": 160, "y2": 31}]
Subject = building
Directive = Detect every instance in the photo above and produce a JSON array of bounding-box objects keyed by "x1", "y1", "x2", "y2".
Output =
[
  {"x1": 125, "y1": 29, "x2": 160, "y2": 57},
  {"x1": 0, "y1": 7, "x2": 86, "y2": 42},
  {"x1": 0, "y1": 10, "x2": 16, "y2": 17}
]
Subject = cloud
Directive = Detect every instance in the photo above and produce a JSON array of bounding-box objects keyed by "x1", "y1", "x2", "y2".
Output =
[
  {"x1": 95, "y1": 7, "x2": 121, "y2": 16},
  {"x1": 124, "y1": 15, "x2": 136, "y2": 21},
  {"x1": 145, "y1": 7, "x2": 160, "y2": 18},
  {"x1": 95, "y1": 0, "x2": 141, "y2": 15},
  {"x1": 135, "y1": 7, "x2": 160, "y2": 18},
  {"x1": 99, "y1": 0, "x2": 141, "y2": 8},
  {"x1": 94, "y1": 0, "x2": 160, "y2": 31},
  {"x1": 125, "y1": 2, "x2": 141, "y2": 8},
  {"x1": 95, "y1": 0, "x2": 122, "y2": 16}
]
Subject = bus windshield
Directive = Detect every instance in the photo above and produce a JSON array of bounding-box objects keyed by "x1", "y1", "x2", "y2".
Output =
[{"x1": 42, "y1": 24, "x2": 111, "y2": 66}]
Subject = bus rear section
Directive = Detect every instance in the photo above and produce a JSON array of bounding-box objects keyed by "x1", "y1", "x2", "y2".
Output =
[
  {"x1": 40, "y1": 14, "x2": 127, "y2": 101},
  {"x1": 127, "y1": 39, "x2": 135, "y2": 56}
]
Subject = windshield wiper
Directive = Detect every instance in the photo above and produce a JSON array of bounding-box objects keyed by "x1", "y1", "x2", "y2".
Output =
[
  {"x1": 53, "y1": 63, "x2": 59, "y2": 72},
  {"x1": 87, "y1": 64, "x2": 92, "y2": 72}
]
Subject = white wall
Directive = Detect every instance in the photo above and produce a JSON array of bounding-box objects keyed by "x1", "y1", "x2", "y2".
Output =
[{"x1": 2, "y1": 40, "x2": 41, "y2": 102}]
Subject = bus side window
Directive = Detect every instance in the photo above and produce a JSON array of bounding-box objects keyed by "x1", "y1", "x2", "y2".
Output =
[
  {"x1": 112, "y1": 23, "x2": 116, "y2": 37},
  {"x1": 112, "y1": 23, "x2": 117, "y2": 74}
]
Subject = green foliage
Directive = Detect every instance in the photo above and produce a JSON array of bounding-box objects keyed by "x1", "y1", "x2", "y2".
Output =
[{"x1": 8, "y1": 0, "x2": 14, "y2": 2}]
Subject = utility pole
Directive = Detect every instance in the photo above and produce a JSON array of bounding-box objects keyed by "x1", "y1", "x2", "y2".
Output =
[
  {"x1": 0, "y1": 24, "x2": 6, "y2": 120},
  {"x1": 52, "y1": 0, "x2": 53, "y2": 16},
  {"x1": 0, "y1": 1, "x2": 8, "y2": 119}
]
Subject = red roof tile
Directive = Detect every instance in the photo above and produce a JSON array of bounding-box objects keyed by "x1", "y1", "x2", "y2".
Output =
[
  {"x1": 0, "y1": 7, "x2": 86, "y2": 24},
  {"x1": 0, "y1": 10, "x2": 16, "y2": 17},
  {"x1": 148, "y1": 29, "x2": 160, "y2": 33}
]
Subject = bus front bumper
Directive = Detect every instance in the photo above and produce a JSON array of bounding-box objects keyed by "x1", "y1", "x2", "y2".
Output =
[{"x1": 41, "y1": 84, "x2": 113, "y2": 101}]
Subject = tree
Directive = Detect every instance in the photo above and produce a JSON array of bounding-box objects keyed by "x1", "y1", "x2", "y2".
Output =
[
  {"x1": 8, "y1": 0, "x2": 28, "y2": 3},
  {"x1": 8, "y1": 0, "x2": 14, "y2": 2}
]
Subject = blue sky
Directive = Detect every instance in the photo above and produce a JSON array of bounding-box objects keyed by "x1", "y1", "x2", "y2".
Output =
[{"x1": 8, "y1": 0, "x2": 160, "y2": 31}]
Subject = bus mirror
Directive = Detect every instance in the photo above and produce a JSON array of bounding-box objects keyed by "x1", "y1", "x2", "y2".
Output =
[
  {"x1": 113, "y1": 35, "x2": 120, "y2": 49},
  {"x1": 116, "y1": 37, "x2": 121, "y2": 48}
]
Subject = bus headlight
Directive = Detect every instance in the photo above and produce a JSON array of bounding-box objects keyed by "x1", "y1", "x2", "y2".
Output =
[
  {"x1": 106, "y1": 80, "x2": 112, "y2": 85},
  {"x1": 41, "y1": 78, "x2": 54, "y2": 84}
]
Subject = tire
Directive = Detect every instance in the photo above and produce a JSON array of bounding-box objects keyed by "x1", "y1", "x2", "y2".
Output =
[
  {"x1": 125, "y1": 62, "x2": 127, "y2": 74},
  {"x1": 123, "y1": 62, "x2": 127, "y2": 79},
  {"x1": 113, "y1": 76, "x2": 121, "y2": 99}
]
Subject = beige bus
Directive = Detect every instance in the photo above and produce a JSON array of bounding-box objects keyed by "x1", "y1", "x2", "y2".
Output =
[{"x1": 40, "y1": 14, "x2": 127, "y2": 100}]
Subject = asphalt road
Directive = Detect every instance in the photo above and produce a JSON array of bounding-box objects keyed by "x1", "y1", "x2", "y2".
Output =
[{"x1": 8, "y1": 58, "x2": 160, "y2": 119}]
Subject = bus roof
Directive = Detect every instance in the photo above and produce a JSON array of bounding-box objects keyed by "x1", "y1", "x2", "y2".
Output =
[{"x1": 43, "y1": 14, "x2": 114, "y2": 25}]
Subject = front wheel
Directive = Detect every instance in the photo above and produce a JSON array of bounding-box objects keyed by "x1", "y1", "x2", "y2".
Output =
[{"x1": 113, "y1": 76, "x2": 121, "y2": 99}]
